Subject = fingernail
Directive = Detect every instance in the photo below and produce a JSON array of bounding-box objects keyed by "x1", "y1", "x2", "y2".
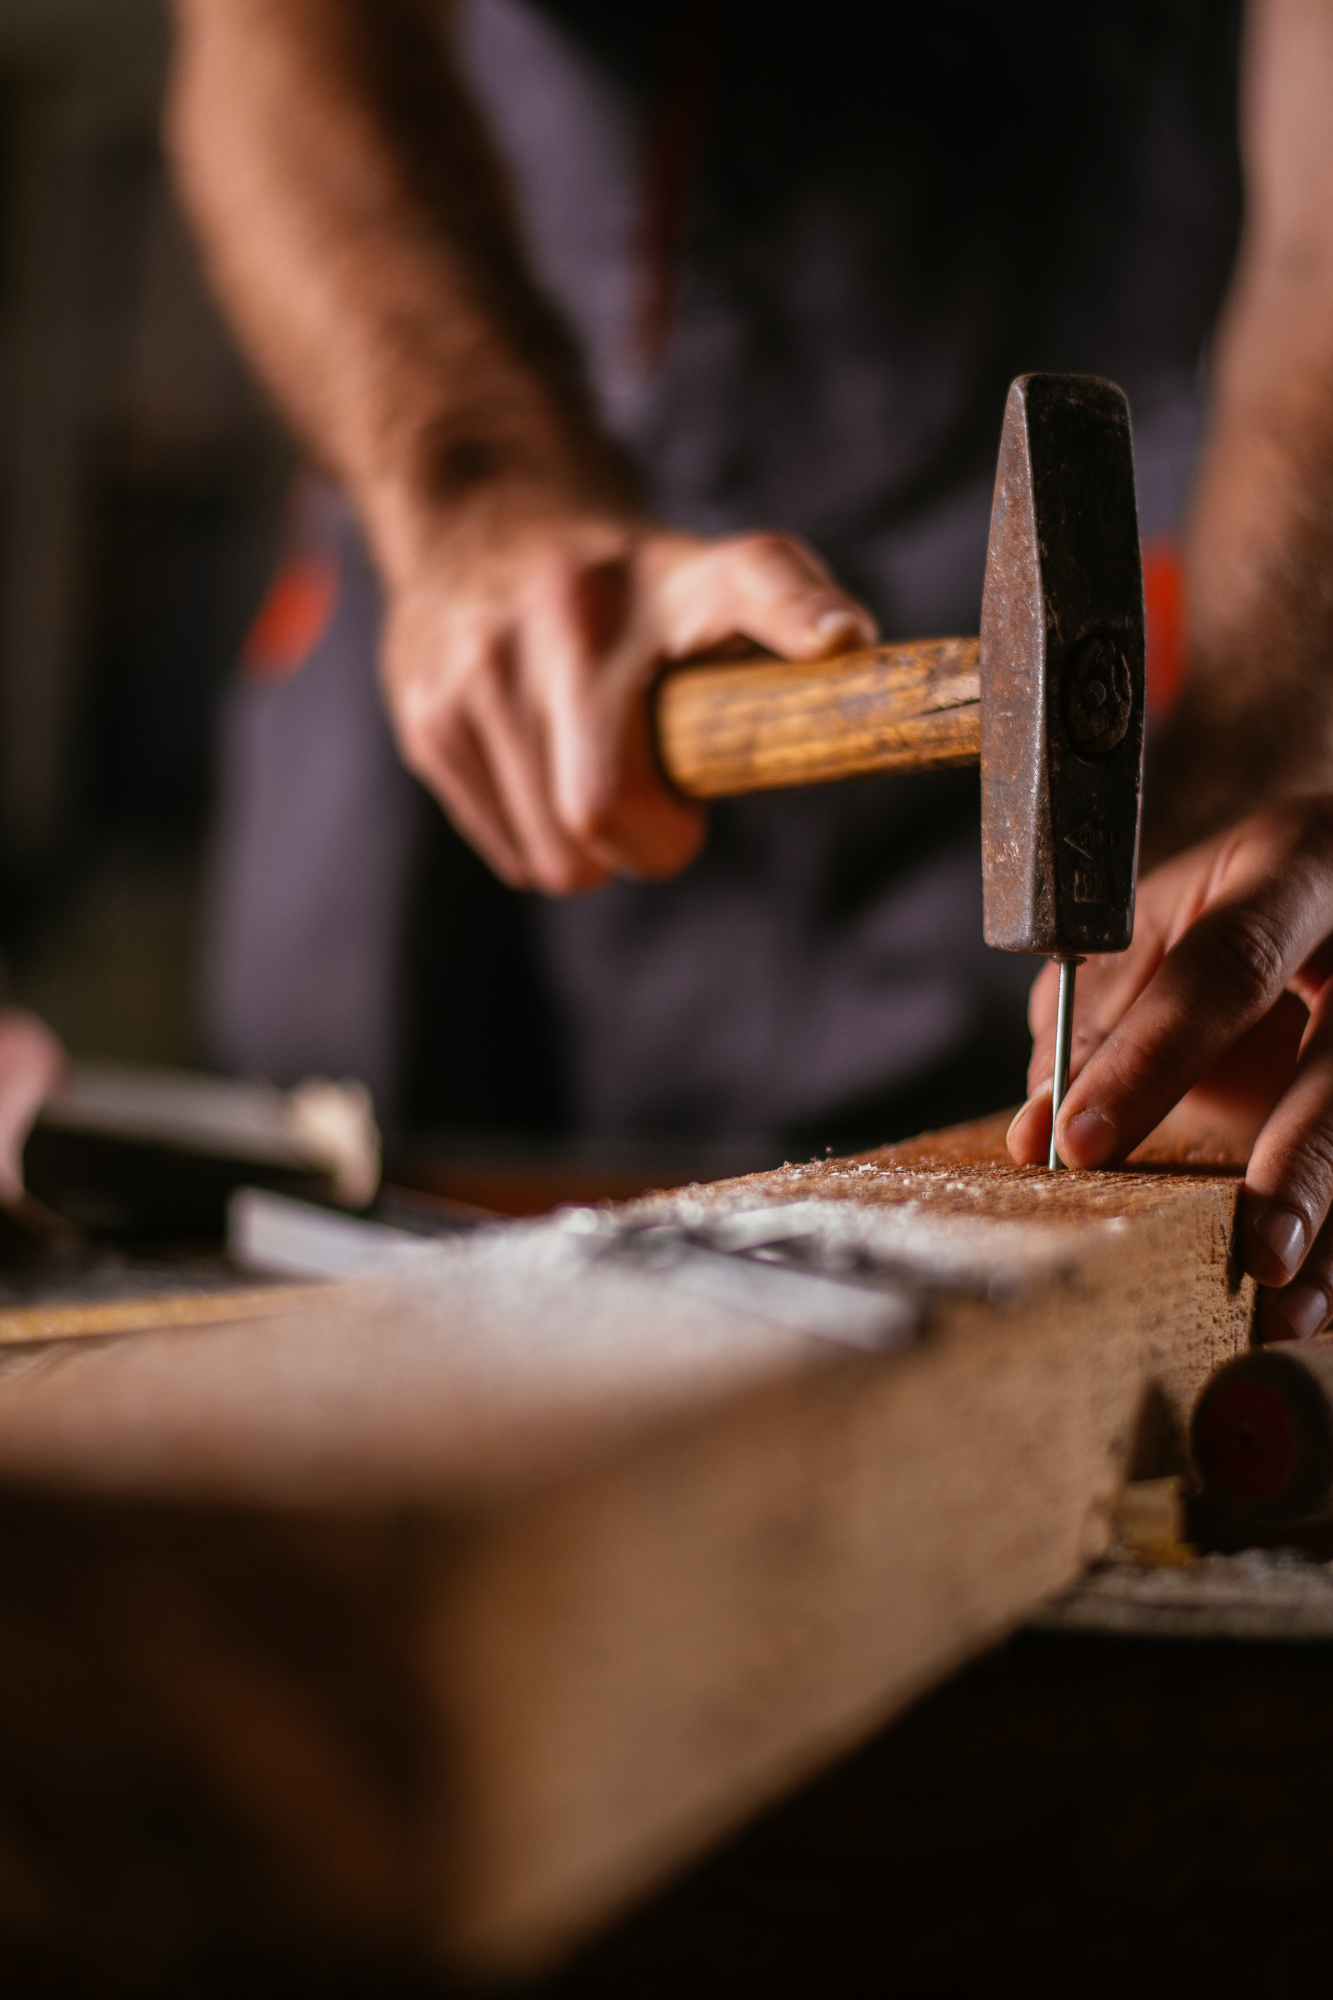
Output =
[
  {"x1": 814, "y1": 607, "x2": 870, "y2": 643},
  {"x1": 1264, "y1": 1282, "x2": 1330, "y2": 1343},
  {"x1": 1252, "y1": 1205, "x2": 1307, "y2": 1279},
  {"x1": 1058, "y1": 1105, "x2": 1116, "y2": 1168}
]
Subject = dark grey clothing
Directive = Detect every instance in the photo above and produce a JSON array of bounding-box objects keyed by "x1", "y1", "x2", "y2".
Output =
[
  {"x1": 206, "y1": 0, "x2": 1243, "y2": 1149},
  {"x1": 203, "y1": 485, "x2": 416, "y2": 1116},
  {"x1": 466, "y1": 0, "x2": 1238, "y2": 582}
]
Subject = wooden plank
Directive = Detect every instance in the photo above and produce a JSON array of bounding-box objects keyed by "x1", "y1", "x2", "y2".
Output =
[
  {"x1": 0, "y1": 1116, "x2": 1254, "y2": 1984},
  {"x1": 0, "y1": 1280, "x2": 328, "y2": 1346}
]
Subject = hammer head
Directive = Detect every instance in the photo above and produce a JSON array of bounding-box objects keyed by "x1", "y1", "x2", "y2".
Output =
[{"x1": 979, "y1": 374, "x2": 1145, "y2": 955}]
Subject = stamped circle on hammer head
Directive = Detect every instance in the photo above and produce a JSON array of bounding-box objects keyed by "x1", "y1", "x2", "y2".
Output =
[{"x1": 1063, "y1": 633, "x2": 1133, "y2": 755}]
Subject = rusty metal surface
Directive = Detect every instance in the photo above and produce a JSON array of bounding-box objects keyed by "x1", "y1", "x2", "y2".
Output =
[{"x1": 979, "y1": 374, "x2": 1145, "y2": 956}]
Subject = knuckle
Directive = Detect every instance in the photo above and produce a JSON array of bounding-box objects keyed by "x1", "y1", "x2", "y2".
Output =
[
  {"x1": 395, "y1": 725, "x2": 439, "y2": 787},
  {"x1": 539, "y1": 856, "x2": 589, "y2": 897},
  {"x1": 735, "y1": 531, "x2": 790, "y2": 560},
  {"x1": 566, "y1": 792, "x2": 617, "y2": 845},
  {"x1": 731, "y1": 531, "x2": 806, "y2": 578},
  {"x1": 1194, "y1": 913, "x2": 1287, "y2": 1016},
  {"x1": 456, "y1": 646, "x2": 510, "y2": 709},
  {"x1": 560, "y1": 755, "x2": 625, "y2": 845},
  {"x1": 395, "y1": 672, "x2": 458, "y2": 744},
  {"x1": 398, "y1": 718, "x2": 475, "y2": 811},
  {"x1": 418, "y1": 712, "x2": 466, "y2": 776},
  {"x1": 1276, "y1": 1126, "x2": 1333, "y2": 1227},
  {"x1": 1106, "y1": 1033, "x2": 1192, "y2": 1107}
]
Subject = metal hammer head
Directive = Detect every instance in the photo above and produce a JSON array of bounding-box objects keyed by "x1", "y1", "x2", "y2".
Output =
[{"x1": 979, "y1": 374, "x2": 1145, "y2": 955}]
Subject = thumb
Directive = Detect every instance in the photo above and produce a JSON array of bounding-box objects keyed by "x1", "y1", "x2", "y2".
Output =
[{"x1": 655, "y1": 533, "x2": 878, "y2": 662}]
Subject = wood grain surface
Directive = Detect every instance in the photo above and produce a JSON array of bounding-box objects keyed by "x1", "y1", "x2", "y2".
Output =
[
  {"x1": 654, "y1": 637, "x2": 980, "y2": 798},
  {"x1": 0, "y1": 1116, "x2": 1256, "y2": 1988},
  {"x1": 0, "y1": 1280, "x2": 327, "y2": 1347}
]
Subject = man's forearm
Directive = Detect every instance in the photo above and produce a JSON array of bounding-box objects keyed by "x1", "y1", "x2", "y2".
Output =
[
  {"x1": 1151, "y1": 285, "x2": 1333, "y2": 857},
  {"x1": 1149, "y1": 0, "x2": 1333, "y2": 860},
  {"x1": 167, "y1": 0, "x2": 878, "y2": 898},
  {"x1": 167, "y1": 0, "x2": 636, "y2": 584}
]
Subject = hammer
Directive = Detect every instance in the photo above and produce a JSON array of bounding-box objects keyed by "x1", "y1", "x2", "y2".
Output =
[{"x1": 654, "y1": 373, "x2": 1147, "y2": 1167}]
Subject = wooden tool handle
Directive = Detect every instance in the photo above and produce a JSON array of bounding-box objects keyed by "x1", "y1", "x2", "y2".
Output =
[
  {"x1": 654, "y1": 636, "x2": 980, "y2": 799},
  {"x1": 1192, "y1": 1337, "x2": 1333, "y2": 1524}
]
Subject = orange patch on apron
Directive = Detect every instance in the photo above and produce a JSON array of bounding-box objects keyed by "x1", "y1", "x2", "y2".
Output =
[
  {"x1": 241, "y1": 557, "x2": 340, "y2": 683},
  {"x1": 1143, "y1": 539, "x2": 1186, "y2": 720}
]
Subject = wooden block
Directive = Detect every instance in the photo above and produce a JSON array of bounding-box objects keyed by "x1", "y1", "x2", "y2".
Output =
[
  {"x1": 0, "y1": 1116, "x2": 1254, "y2": 1985},
  {"x1": 0, "y1": 1280, "x2": 328, "y2": 1347}
]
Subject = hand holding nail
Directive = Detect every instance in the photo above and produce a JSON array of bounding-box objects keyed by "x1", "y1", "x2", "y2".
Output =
[{"x1": 1008, "y1": 799, "x2": 1333, "y2": 1339}]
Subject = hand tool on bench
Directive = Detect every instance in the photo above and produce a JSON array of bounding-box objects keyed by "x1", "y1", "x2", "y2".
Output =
[
  {"x1": 1192, "y1": 1336, "x2": 1333, "y2": 1530},
  {"x1": 655, "y1": 373, "x2": 1147, "y2": 1167}
]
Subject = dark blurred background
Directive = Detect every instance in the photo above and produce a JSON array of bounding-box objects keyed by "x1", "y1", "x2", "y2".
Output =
[{"x1": 0, "y1": 0, "x2": 291, "y2": 1063}]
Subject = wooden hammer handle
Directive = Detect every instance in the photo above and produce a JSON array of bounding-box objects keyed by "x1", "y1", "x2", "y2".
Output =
[{"x1": 655, "y1": 636, "x2": 981, "y2": 800}]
